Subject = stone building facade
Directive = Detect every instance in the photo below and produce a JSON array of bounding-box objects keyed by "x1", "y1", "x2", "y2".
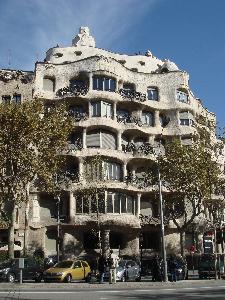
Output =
[{"x1": 0, "y1": 27, "x2": 221, "y2": 258}]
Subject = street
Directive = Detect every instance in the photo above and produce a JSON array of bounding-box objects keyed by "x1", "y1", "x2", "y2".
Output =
[{"x1": 0, "y1": 280, "x2": 225, "y2": 300}]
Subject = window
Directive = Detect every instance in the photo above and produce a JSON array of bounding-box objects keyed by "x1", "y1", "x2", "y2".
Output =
[
  {"x1": 179, "y1": 111, "x2": 194, "y2": 126},
  {"x1": 2, "y1": 95, "x2": 11, "y2": 104},
  {"x1": 43, "y1": 77, "x2": 55, "y2": 92},
  {"x1": 141, "y1": 111, "x2": 154, "y2": 126},
  {"x1": 93, "y1": 76, "x2": 116, "y2": 92},
  {"x1": 91, "y1": 101, "x2": 112, "y2": 118},
  {"x1": 68, "y1": 105, "x2": 84, "y2": 117},
  {"x1": 123, "y1": 83, "x2": 135, "y2": 91},
  {"x1": 86, "y1": 130, "x2": 116, "y2": 149},
  {"x1": 106, "y1": 192, "x2": 134, "y2": 214},
  {"x1": 147, "y1": 87, "x2": 158, "y2": 101},
  {"x1": 104, "y1": 162, "x2": 122, "y2": 181},
  {"x1": 180, "y1": 119, "x2": 190, "y2": 126},
  {"x1": 76, "y1": 192, "x2": 134, "y2": 214},
  {"x1": 12, "y1": 94, "x2": 21, "y2": 104},
  {"x1": 176, "y1": 89, "x2": 189, "y2": 103},
  {"x1": 70, "y1": 79, "x2": 85, "y2": 88}
]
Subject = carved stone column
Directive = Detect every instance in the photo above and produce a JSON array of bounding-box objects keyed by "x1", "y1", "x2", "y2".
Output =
[
  {"x1": 117, "y1": 131, "x2": 122, "y2": 150},
  {"x1": 78, "y1": 158, "x2": 85, "y2": 182},
  {"x1": 123, "y1": 163, "x2": 127, "y2": 181},
  {"x1": 154, "y1": 110, "x2": 160, "y2": 127},
  {"x1": 136, "y1": 193, "x2": 141, "y2": 217},
  {"x1": 113, "y1": 102, "x2": 117, "y2": 120},
  {"x1": 88, "y1": 72, "x2": 93, "y2": 91},
  {"x1": 69, "y1": 192, "x2": 75, "y2": 223},
  {"x1": 82, "y1": 128, "x2": 87, "y2": 149}
]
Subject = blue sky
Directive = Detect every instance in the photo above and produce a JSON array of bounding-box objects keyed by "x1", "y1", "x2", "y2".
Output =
[{"x1": 0, "y1": 0, "x2": 224, "y2": 129}]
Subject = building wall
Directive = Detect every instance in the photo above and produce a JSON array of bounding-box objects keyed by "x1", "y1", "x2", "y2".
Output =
[{"x1": 0, "y1": 27, "x2": 222, "y2": 258}]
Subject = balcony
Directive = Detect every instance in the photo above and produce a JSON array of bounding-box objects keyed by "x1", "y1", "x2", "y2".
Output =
[
  {"x1": 125, "y1": 173, "x2": 152, "y2": 189},
  {"x1": 118, "y1": 89, "x2": 146, "y2": 102},
  {"x1": 117, "y1": 114, "x2": 142, "y2": 127},
  {"x1": 122, "y1": 142, "x2": 154, "y2": 156},
  {"x1": 56, "y1": 84, "x2": 89, "y2": 98},
  {"x1": 67, "y1": 139, "x2": 83, "y2": 152},
  {"x1": 68, "y1": 110, "x2": 88, "y2": 122}
]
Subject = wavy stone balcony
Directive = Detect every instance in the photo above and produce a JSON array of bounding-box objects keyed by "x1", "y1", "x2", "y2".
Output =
[
  {"x1": 73, "y1": 213, "x2": 140, "y2": 228},
  {"x1": 56, "y1": 84, "x2": 89, "y2": 98},
  {"x1": 118, "y1": 88, "x2": 147, "y2": 103}
]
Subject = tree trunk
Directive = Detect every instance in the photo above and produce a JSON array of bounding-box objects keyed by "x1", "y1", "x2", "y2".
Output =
[
  {"x1": 8, "y1": 204, "x2": 16, "y2": 259},
  {"x1": 179, "y1": 231, "x2": 185, "y2": 257}
]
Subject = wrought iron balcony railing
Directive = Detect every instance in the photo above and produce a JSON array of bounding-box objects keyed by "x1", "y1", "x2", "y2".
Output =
[
  {"x1": 67, "y1": 140, "x2": 83, "y2": 151},
  {"x1": 125, "y1": 173, "x2": 152, "y2": 189},
  {"x1": 117, "y1": 114, "x2": 142, "y2": 127},
  {"x1": 122, "y1": 142, "x2": 154, "y2": 156},
  {"x1": 68, "y1": 110, "x2": 88, "y2": 122},
  {"x1": 56, "y1": 84, "x2": 89, "y2": 97},
  {"x1": 118, "y1": 89, "x2": 146, "y2": 102}
]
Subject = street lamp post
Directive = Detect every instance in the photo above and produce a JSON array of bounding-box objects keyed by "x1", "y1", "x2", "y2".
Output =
[
  {"x1": 56, "y1": 195, "x2": 60, "y2": 263},
  {"x1": 139, "y1": 232, "x2": 144, "y2": 270},
  {"x1": 158, "y1": 164, "x2": 168, "y2": 282}
]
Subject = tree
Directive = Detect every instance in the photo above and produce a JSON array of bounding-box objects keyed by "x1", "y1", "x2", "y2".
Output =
[
  {"x1": 0, "y1": 100, "x2": 72, "y2": 258},
  {"x1": 158, "y1": 131, "x2": 224, "y2": 256}
]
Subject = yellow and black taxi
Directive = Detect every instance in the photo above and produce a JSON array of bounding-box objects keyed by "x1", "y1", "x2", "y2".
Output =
[{"x1": 43, "y1": 260, "x2": 91, "y2": 282}]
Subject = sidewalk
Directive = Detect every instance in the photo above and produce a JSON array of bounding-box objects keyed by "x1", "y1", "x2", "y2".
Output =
[{"x1": 0, "y1": 278, "x2": 225, "y2": 291}]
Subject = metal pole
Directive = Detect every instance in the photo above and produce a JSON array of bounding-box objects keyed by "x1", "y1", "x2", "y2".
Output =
[
  {"x1": 57, "y1": 196, "x2": 60, "y2": 263},
  {"x1": 158, "y1": 165, "x2": 168, "y2": 282},
  {"x1": 19, "y1": 269, "x2": 23, "y2": 284}
]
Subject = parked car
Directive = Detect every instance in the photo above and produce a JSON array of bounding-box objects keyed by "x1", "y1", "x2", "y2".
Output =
[
  {"x1": 43, "y1": 259, "x2": 91, "y2": 282},
  {"x1": 198, "y1": 254, "x2": 224, "y2": 279},
  {"x1": 104, "y1": 259, "x2": 141, "y2": 282},
  {"x1": 0, "y1": 258, "x2": 43, "y2": 283}
]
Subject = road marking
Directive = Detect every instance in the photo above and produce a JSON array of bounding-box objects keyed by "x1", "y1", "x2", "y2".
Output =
[{"x1": 0, "y1": 285, "x2": 225, "y2": 294}]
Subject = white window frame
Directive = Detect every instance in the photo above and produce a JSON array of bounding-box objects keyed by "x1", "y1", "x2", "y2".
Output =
[{"x1": 176, "y1": 90, "x2": 189, "y2": 103}]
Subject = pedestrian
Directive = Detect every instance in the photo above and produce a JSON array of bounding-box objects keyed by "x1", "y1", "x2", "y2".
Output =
[
  {"x1": 98, "y1": 254, "x2": 106, "y2": 284},
  {"x1": 169, "y1": 256, "x2": 178, "y2": 282},
  {"x1": 108, "y1": 250, "x2": 119, "y2": 284},
  {"x1": 152, "y1": 255, "x2": 162, "y2": 282}
]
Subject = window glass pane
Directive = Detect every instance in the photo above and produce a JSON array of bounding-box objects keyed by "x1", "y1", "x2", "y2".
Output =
[
  {"x1": 176, "y1": 90, "x2": 188, "y2": 103},
  {"x1": 76, "y1": 195, "x2": 82, "y2": 213},
  {"x1": 93, "y1": 77, "x2": 98, "y2": 90},
  {"x1": 147, "y1": 88, "x2": 158, "y2": 100},
  {"x1": 83, "y1": 196, "x2": 89, "y2": 213},
  {"x1": 43, "y1": 78, "x2": 55, "y2": 92},
  {"x1": 105, "y1": 78, "x2": 110, "y2": 91},
  {"x1": 70, "y1": 79, "x2": 84, "y2": 87},
  {"x1": 91, "y1": 198, "x2": 97, "y2": 213},
  {"x1": 2, "y1": 95, "x2": 11, "y2": 104},
  {"x1": 121, "y1": 194, "x2": 126, "y2": 213},
  {"x1": 107, "y1": 193, "x2": 113, "y2": 213},
  {"x1": 180, "y1": 119, "x2": 190, "y2": 126},
  {"x1": 109, "y1": 78, "x2": 116, "y2": 91},
  {"x1": 98, "y1": 194, "x2": 105, "y2": 213},
  {"x1": 127, "y1": 196, "x2": 133, "y2": 214},
  {"x1": 12, "y1": 94, "x2": 21, "y2": 104},
  {"x1": 92, "y1": 102, "x2": 101, "y2": 117},
  {"x1": 114, "y1": 193, "x2": 120, "y2": 213}
]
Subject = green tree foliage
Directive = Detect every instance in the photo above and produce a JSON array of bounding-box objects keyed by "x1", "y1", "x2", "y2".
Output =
[
  {"x1": 159, "y1": 131, "x2": 224, "y2": 255},
  {"x1": 0, "y1": 100, "x2": 73, "y2": 258}
]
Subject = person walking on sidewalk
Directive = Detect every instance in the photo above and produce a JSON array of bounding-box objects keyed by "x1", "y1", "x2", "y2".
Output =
[
  {"x1": 108, "y1": 250, "x2": 119, "y2": 284},
  {"x1": 98, "y1": 254, "x2": 107, "y2": 284}
]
